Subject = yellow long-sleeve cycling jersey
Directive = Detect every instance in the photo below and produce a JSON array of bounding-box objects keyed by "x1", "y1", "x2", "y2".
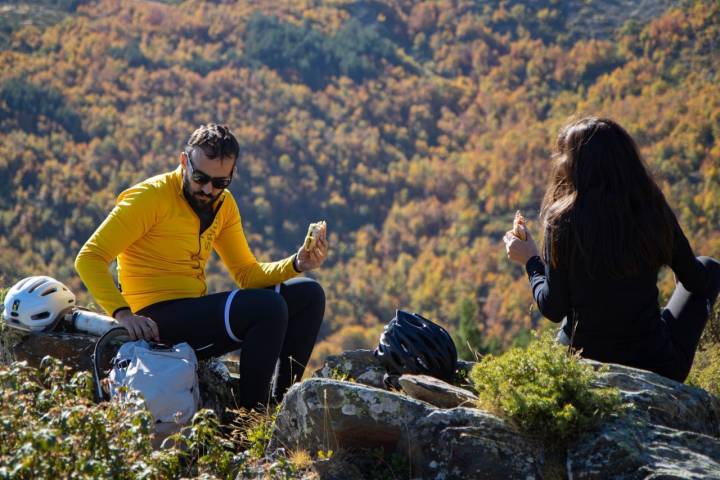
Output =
[{"x1": 75, "y1": 166, "x2": 298, "y2": 316}]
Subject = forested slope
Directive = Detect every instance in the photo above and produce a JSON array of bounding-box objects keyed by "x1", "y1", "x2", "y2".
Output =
[{"x1": 0, "y1": 0, "x2": 717, "y2": 366}]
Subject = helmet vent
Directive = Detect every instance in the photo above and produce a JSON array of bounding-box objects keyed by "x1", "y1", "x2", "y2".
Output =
[
  {"x1": 416, "y1": 356, "x2": 429, "y2": 370},
  {"x1": 30, "y1": 312, "x2": 51, "y2": 321},
  {"x1": 419, "y1": 335, "x2": 437, "y2": 351},
  {"x1": 28, "y1": 279, "x2": 49, "y2": 293},
  {"x1": 41, "y1": 288, "x2": 58, "y2": 296}
]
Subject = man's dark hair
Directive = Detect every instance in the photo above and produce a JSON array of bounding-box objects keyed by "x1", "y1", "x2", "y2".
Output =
[{"x1": 186, "y1": 124, "x2": 240, "y2": 161}]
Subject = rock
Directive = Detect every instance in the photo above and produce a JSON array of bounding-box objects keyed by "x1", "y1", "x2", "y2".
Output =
[
  {"x1": 197, "y1": 358, "x2": 240, "y2": 423},
  {"x1": 0, "y1": 329, "x2": 96, "y2": 372},
  {"x1": 567, "y1": 361, "x2": 720, "y2": 478},
  {"x1": 270, "y1": 378, "x2": 545, "y2": 479},
  {"x1": 588, "y1": 361, "x2": 720, "y2": 437},
  {"x1": 398, "y1": 374, "x2": 478, "y2": 408},
  {"x1": 314, "y1": 349, "x2": 387, "y2": 389},
  {"x1": 314, "y1": 349, "x2": 478, "y2": 393},
  {"x1": 569, "y1": 417, "x2": 720, "y2": 479},
  {"x1": 277, "y1": 355, "x2": 720, "y2": 479},
  {"x1": 456, "y1": 359, "x2": 476, "y2": 376}
]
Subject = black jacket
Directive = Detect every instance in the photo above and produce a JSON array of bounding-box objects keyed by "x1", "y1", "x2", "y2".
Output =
[{"x1": 525, "y1": 214, "x2": 708, "y2": 370}]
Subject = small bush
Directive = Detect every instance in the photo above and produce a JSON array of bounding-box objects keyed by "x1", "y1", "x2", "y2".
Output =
[
  {"x1": 0, "y1": 357, "x2": 243, "y2": 479},
  {"x1": 688, "y1": 345, "x2": 720, "y2": 397},
  {"x1": 329, "y1": 366, "x2": 355, "y2": 382},
  {"x1": 687, "y1": 301, "x2": 720, "y2": 397},
  {"x1": 470, "y1": 331, "x2": 623, "y2": 446},
  {"x1": 230, "y1": 406, "x2": 278, "y2": 460}
]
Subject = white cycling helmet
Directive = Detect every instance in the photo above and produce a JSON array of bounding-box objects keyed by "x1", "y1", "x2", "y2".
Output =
[{"x1": 2, "y1": 276, "x2": 76, "y2": 332}]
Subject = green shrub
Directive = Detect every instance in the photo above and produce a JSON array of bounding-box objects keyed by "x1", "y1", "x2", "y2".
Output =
[
  {"x1": 229, "y1": 406, "x2": 279, "y2": 461},
  {"x1": 470, "y1": 331, "x2": 623, "y2": 446},
  {"x1": 687, "y1": 301, "x2": 720, "y2": 397},
  {"x1": 329, "y1": 366, "x2": 355, "y2": 382},
  {"x1": 452, "y1": 297, "x2": 502, "y2": 361},
  {"x1": 0, "y1": 357, "x2": 243, "y2": 479},
  {"x1": 688, "y1": 344, "x2": 720, "y2": 397}
]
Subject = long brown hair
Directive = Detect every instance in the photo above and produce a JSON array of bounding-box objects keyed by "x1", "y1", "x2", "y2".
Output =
[{"x1": 540, "y1": 117, "x2": 675, "y2": 278}]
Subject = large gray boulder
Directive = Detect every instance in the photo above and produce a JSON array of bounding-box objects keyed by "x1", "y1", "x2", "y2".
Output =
[
  {"x1": 588, "y1": 361, "x2": 720, "y2": 436},
  {"x1": 568, "y1": 362, "x2": 720, "y2": 478},
  {"x1": 273, "y1": 351, "x2": 720, "y2": 479},
  {"x1": 270, "y1": 378, "x2": 545, "y2": 479}
]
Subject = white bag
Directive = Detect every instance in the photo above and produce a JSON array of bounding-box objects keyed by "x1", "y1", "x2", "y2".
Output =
[{"x1": 109, "y1": 339, "x2": 200, "y2": 425}]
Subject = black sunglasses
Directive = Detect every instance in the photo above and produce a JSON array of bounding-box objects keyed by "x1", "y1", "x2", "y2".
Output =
[{"x1": 184, "y1": 150, "x2": 234, "y2": 189}]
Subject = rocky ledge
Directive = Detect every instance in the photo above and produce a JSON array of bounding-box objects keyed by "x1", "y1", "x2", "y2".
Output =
[{"x1": 270, "y1": 349, "x2": 720, "y2": 479}]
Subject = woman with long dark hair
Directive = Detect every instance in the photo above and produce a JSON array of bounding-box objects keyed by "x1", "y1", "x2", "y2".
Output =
[{"x1": 503, "y1": 117, "x2": 720, "y2": 382}]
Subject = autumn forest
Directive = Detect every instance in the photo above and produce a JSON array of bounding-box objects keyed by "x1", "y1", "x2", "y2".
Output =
[{"x1": 0, "y1": 0, "x2": 718, "y2": 368}]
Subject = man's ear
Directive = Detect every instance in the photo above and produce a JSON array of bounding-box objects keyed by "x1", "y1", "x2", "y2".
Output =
[{"x1": 180, "y1": 151, "x2": 187, "y2": 168}]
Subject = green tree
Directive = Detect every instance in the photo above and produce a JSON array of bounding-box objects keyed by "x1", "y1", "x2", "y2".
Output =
[{"x1": 454, "y1": 297, "x2": 501, "y2": 361}]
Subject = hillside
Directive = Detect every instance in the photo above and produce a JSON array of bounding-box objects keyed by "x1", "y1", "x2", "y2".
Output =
[{"x1": 0, "y1": 0, "x2": 718, "y2": 367}]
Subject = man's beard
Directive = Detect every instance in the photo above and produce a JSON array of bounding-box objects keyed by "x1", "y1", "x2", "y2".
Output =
[{"x1": 182, "y1": 174, "x2": 219, "y2": 212}]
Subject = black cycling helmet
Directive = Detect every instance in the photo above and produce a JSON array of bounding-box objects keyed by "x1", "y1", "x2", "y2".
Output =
[{"x1": 374, "y1": 310, "x2": 458, "y2": 382}]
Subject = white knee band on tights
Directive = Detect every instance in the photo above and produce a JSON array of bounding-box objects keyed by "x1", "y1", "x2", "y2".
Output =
[{"x1": 224, "y1": 289, "x2": 242, "y2": 342}]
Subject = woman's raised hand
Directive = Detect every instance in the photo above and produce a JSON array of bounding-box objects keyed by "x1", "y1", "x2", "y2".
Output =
[{"x1": 503, "y1": 218, "x2": 540, "y2": 266}]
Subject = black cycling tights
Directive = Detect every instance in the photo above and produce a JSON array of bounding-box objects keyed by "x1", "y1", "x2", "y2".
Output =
[
  {"x1": 661, "y1": 256, "x2": 720, "y2": 381},
  {"x1": 137, "y1": 277, "x2": 325, "y2": 410}
]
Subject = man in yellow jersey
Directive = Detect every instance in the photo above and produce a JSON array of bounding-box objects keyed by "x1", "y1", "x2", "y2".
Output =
[{"x1": 76, "y1": 124, "x2": 327, "y2": 409}]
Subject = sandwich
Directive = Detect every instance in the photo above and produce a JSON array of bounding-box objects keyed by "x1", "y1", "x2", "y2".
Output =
[
  {"x1": 512, "y1": 210, "x2": 526, "y2": 241},
  {"x1": 304, "y1": 221, "x2": 326, "y2": 251}
]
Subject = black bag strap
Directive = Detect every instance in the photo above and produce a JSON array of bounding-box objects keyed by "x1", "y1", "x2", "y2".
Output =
[{"x1": 91, "y1": 326, "x2": 130, "y2": 403}]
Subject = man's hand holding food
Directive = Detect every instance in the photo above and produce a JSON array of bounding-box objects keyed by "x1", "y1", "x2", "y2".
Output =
[{"x1": 296, "y1": 221, "x2": 329, "y2": 272}]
